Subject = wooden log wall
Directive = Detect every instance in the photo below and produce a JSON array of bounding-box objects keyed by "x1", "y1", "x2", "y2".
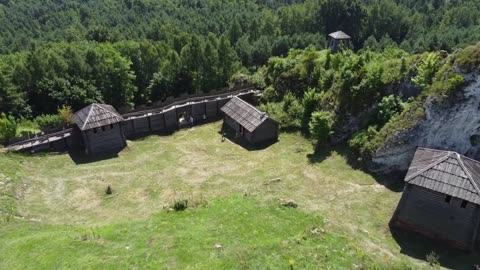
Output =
[
  {"x1": 84, "y1": 123, "x2": 126, "y2": 155},
  {"x1": 122, "y1": 92, "x2": 254, "y2": 139},
  {"x1": 8, "y1": 90, "x2": 255, "y2": 152},
  {"x1": 393, "y1": 184, "x2": 479, "y2": 249}
]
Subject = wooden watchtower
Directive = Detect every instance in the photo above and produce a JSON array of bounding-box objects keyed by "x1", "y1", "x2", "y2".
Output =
[
  {"x1": 73, "y1": 103, "x2": 127, "y2": 155},
  {"x1": 328, "y1": 31, "x2": 351, "y2": 53}
]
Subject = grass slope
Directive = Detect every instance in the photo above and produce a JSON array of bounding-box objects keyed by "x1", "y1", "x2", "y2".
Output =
[
  {"x1": 0, "y1": 122, "x2": 477, "y2": 269},
  {"x1": 1, "y1": 196, "x2": 380, "y2": 269}
]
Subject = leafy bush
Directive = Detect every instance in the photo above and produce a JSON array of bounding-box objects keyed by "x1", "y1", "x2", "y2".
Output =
[
  {"x1": 58, "y1": 106, "x2": 74, "y2": 125},
  {"x1": 0, "y1": 113, "x2": 17, "y2": 144},
  {"x1": 35, "y1": 114, "x2": 64, "y2": 131},
  {"x1": 309, "y1": 111, "x2": 334, "y2": 145},
  {"x1": 412, "y1": 52, "x2": 440, "y2": 90},
  {"x1": 376, "y1": 95, "x2": 405, "y2": 126},
  {"x1": 456, "y1": 43, "x2": 480, "y2": 72},
  {"x1": 35, "y1": 106, "x2": 75, "y2": 131},
  {"x1": 260, "y1": 96, "x2": 303, "y2": 131},
  {"x1": 367, "y1": 102, "x2": 425, "y2": 154},
  {"x1": 261, "y1": 86, "x2": 280, "y2": 103},
  {"x1": 301, "y1": 89, "x2": 321, "y2": 133},
  {"x1": 348, "y1": 126, "x2": 378, "y2": 158},
  {"x1": 428, "y1": 63, "x2": 464, "y2": 97}
]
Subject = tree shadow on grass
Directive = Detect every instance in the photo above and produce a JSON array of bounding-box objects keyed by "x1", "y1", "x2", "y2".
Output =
[
  {"x1": 68, "y1": 148, "x2": 123, "y2": 165},
  {"x1": 307, "y1": 144, "x2": 406, "y2": 192},
  {"x1": 390, "y1": 226, "x2": 480, "y2": 269}
]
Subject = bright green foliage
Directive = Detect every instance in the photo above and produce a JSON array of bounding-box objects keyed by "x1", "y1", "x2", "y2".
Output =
[
  {"x1": 57, "y1": 106, "x2": 74, "y2": 126},
  {"x1": 0, "y1": 113, "x2": 17, "y2": 144},
  {"x1": 376, "y1": 95, "x2": 405, "y2": 126},
  {"x1": 412, "y1": 53, "x2": 440, "y2": 90},
  {"x1": 367, "y1": 102, "x2": 426, "y2": 155},
  {"x1": 0, "y1": 0, "x2": 479, "y2": 56},
  {"x1": 301, "y1": 89, "x2": 322, "y2": 133},
  {"x1": 34, "y1": 114, "x2": 64, "y2": 131},
  {"x1": 309, "y1": 111, "x2": 334, "y2": 145},
  {"x1": 349, "y1": 126, "x2": 379, "y2": 158},
  {"x1": 2, "y1": 0, "x2": 478, "y2": 118},
  {"x1": 257, "y1": 45, "x2": 476, "y2": 160},
  {"x1": 0, "y1": 38, "x2": 241, "y2": 117},
  {"x1": 456, "y1": 43, "x2": 480, "y2": 72},
  {"x1": 428, "y1": 63, "x2": 464, "y2": 97},
  {"x1": 260, "y1": 93, "x2": 303, "y2": 131}
]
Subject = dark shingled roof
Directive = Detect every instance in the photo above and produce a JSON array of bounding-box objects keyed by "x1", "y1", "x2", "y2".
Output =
[
  {"x1": 405, "y1": 148, "x2": 480, "y2": 204},
  {"x1": 73, "y1": 104, "x2": 124, "y2": 131},
  {"x1": 328, "y1": 31, "x2": 351, "y2": 40},
  {"x1": 220, "y1": 97, "x2": 269, "y2": 132}
]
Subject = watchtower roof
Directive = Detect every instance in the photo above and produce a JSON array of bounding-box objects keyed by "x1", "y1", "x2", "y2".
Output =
[
  {"x1": 73, "y1": 103, "x2": 124, "y2": 131},
  {"x1": 328, "y1": 31, "x2": 351, "y2": 40},
  {"x1": 405, "y1": 148, "x2": 480, "y2": 204}
]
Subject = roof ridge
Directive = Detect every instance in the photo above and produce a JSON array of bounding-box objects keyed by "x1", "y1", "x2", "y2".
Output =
[
  {"x1": 405, "y1": 154, "x2": 451, "y2": 182},
  {"x1": 82, "y1": 104, "x2": 95, "y2": 130},
  {"x1": 455, "y1": 153, "x2": 480, "y2": 196},
  {"x1": 98, "y1": 104, "x2": 123, "y2": 119}
]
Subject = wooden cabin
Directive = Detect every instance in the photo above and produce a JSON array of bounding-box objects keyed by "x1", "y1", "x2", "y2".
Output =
[
  {"x1": 391, "y1": 148, "x2": 480, "y2": 250},
  {"x1": 220, "y1": 97, "x2": 278, "y2": 145},
  {"x1": 328, "y1": 31, "x2": 351, "y2": 53},
  {"x1": 73, "y1": 104, "x2": 127, "y2": 155}
]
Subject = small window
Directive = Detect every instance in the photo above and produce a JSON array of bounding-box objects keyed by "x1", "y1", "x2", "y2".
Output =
[
  {"x1": 101, "y1": 126, "x2": 105, "y2": 132},
  {"x1": 445, "y1": 195, "x2": 452, "y2": 203},
  {"x1": 110, "y1": 124, "x2": 114, "y2": 129},
  {"x1": 461, "y1": 200, "x2": 468, "y2": 208},
  {"x1": 93, "y1": 128, "x2": 97, "y2": 134}
]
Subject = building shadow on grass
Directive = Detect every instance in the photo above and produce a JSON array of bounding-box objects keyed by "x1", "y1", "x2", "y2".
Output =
[
  {"x1": 390, "y1": 226, "x2": 480, "y2": 269},
  {"x1": 68, "y1": 148, "x2": 123, "y2": 165},
  {"x1": 307, "y1": 144, "x2": 406, "y2": 192}
]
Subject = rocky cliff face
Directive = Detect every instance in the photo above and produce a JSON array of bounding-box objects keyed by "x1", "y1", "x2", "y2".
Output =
[{"x1": 371, "y1": 72, "x2": 480, "y2": 173}]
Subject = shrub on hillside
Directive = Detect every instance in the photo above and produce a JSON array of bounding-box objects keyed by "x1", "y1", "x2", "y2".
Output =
[
  {"x1": 0, "y1": 113, "x2": 17, "y2": 144},
  {"x1": 348, "y1": 126, "x2": 378, "y2": 158},
  {"x1": 375, "y1": 95, "x2": 405, "y2": 126},
  {"x1": 456, "y1": 43, "x2": 480, "y2": 72},
  {"x1": 412, "y1": 52, "x2": 440, "y2": 90},
  {"x1": 309, "y1": 111, "x2": 334, "y2": 145},
  {"x1": 35, "y1": 114, "x2": 64, "y2": 131},
  {"x1": 35, "y1": 106, "x2": 75, "y2": 131},
  {"x1": 58, "y1": 106, "x2": 74, "y2": 126}
]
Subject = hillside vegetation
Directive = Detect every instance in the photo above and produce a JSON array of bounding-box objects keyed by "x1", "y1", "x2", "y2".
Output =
[{"x1": 1, "y1": 0, "x2": 480, "y2": 119}]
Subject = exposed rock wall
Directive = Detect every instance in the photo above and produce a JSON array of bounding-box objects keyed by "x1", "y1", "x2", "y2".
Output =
[{"x1": 371, "y1": 72, "x2": 480, "y2": 173}]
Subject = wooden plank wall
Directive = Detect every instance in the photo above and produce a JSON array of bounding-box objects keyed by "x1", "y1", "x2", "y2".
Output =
[
  {"x1": 9, "y1": 92, "x2": 255, "y2": 152},
  {"x1": 122, "y1": 93, "x2": 254, "y2": 139},
  {"x1": 85, "y1": 123, "x2": 126, "y2": 154},
  {"x1": 394, "y1": 184, "x2": 479, "y2": 248},
  {"x1": 192, "y1": 103, "x2": 206, "y2": 119},
  {"x1": 149, "y1": 114, "x2": 165, "y2": 132},
  {"x1": 205, "y1": 101, "x2": 218, "y2": 118},
  {"x1": 251, "y1": 119, "x2": 279, "y2": 144}
]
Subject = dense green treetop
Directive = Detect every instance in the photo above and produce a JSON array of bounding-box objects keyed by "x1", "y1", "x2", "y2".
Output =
[{"x1": 0, "y1": 0, "x2": 479, "y2": 135}]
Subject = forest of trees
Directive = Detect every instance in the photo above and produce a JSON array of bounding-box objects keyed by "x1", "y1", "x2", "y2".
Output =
[{"x1": 0, "y1": 0, "x2": 479, "y2": 145}]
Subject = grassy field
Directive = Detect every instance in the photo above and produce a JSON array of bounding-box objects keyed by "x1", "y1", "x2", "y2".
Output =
[{"x1": 0, "y1": 122, "x2": 477, "y2": 269}]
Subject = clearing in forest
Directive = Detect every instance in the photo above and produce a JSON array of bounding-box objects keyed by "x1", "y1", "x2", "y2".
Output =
[{"x1": 0, "y1": 122, "x2": 477, "y2": 269}]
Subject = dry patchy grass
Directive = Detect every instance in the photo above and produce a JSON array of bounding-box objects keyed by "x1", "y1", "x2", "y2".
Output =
[{"x1": 2, "y1": 122, "x2": 468, "y2": 268}]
